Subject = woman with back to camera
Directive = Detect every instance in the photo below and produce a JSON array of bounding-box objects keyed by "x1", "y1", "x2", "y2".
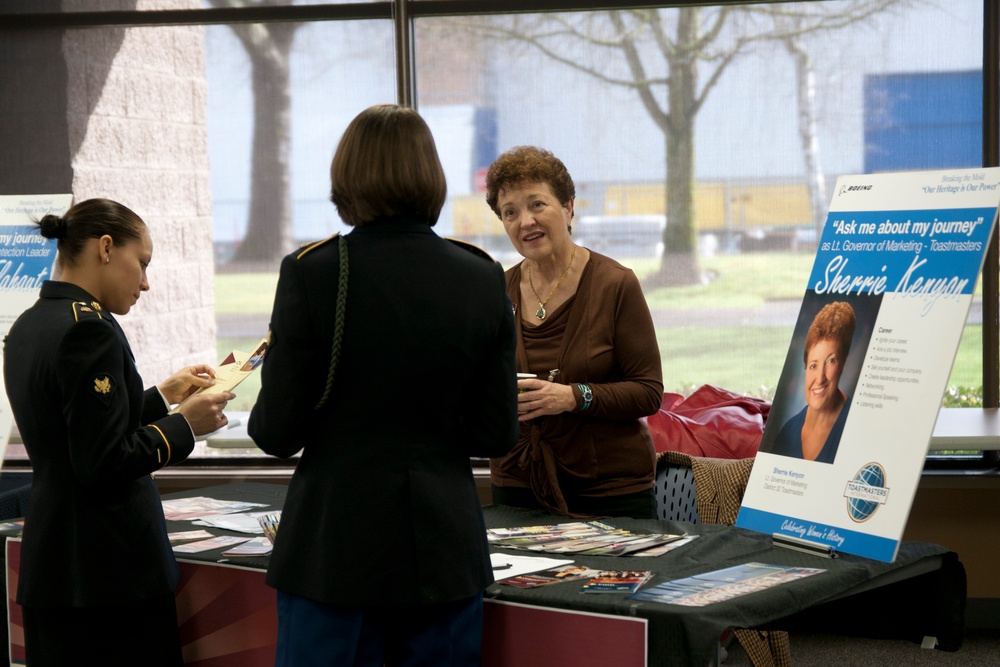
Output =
[
  {"x1": 771, "y1": 301, "x2": 856, "y2": 464},
  {"x1": 248, "y1": 104, "x2": 518, "y2": 666},
  {"x1": 3, "y1": 198, "x2": 234, "y2": 666},
  {"x1": 485, "y1": 145, "x2": 664, "y2": 520}
]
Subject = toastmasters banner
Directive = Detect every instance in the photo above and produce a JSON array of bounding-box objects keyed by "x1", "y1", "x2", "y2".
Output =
[
  {"x1": 0, "y1": 195, "x2": 72, "y2": 464},
  {"x1": 736, "y1": 169, "x2": 1000, "y2": 562}
]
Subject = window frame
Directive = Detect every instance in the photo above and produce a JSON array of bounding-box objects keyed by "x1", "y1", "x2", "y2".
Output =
[{"x1": 2, "y1": 0, "x2": 998, "y2": 472}]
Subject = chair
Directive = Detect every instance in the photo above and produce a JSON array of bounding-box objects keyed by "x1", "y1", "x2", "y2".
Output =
[
  {"x1": 655, "y1": 451, "x2": 792, "y2": 667},
  {"x1": 0, "y1": 483, "x2": 30, "y2": 521},
  {"x1": 655, "y1": 454, "x2": 700, "y2": 523}
]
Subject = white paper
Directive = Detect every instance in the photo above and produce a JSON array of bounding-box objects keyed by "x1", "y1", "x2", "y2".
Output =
[
  {"x1": 490, "y1": 552, "x2": 575, "y2": 579},
  {"x1": 194, "y1": 510, "x2": 274, "y2": 534},
  {"x1": 172, "y1": 535, "x2": 251, "y2": 554}
]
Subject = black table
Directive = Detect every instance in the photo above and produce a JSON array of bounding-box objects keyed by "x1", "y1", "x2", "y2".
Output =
[
  {"x1": 164, "y1": 481, "x2": 286, "y2": 570},
  {"x1": 482, "y1": 505, "x2": 964, "y2": 667},
  {"x1": 114, "y1": 483, "x2": 963, "y2": 667}
]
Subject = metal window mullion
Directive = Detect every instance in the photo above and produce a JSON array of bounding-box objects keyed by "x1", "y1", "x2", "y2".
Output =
[{"x1": 394, "y1": 0, "x2": 416, "y2": 108}]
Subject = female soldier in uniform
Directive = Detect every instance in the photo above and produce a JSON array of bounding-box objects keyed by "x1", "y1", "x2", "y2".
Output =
[{"x1": 3, "y1": 198, "x2": 234, "y2": 666}]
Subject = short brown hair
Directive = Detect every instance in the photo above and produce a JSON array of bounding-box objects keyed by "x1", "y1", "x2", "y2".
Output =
[
  {"x1": 485, "y1": 146, "x2": 576, "y2": 219},
  {"x1": 330, "y1": 104, "x2": 447, "y2": 226},
  {"x1": 803, "y1": 301, "x2": 856, "y2": 365}
]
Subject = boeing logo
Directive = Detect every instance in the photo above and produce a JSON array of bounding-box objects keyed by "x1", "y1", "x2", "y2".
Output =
[{"x1": 838, "y1": 184, "x2": 874, "y2": 196}]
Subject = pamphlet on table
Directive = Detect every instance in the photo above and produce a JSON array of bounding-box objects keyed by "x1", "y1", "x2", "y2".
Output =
[
  {"x1": 580, "y1": 570, "x2": 654, "y2": 594},
  {"x1": 163, "y1": 496, "x2": 277, "y2": 556},
  {"x1": 172, "y1": 534, "x2": 251, "y2": 554},
  {"x1": 631, "y1": 534, "x2": 699, "y2": 557},
  {"x1": 737, "y1": 167, "x2": 1000, "y2": 562},
  {"x1": 161, "y1": 496, "x2": 268, "y2": 521},
  {"x1": 628, "y1": 562, "x2": 825, "y2": 607},
  {"x1": 168, "y1": 529, "x2": 215, "y2": 544},
  {"x1": 489, "y1": 552, "x2": 575, "y2": 579},
  {"x1": 497, "y1": 564, "x2": 604, "y2": 588},
  {"x1": 487, "y1": 521, "x2": 686, "y2": 557},
  {"x1": 222, "y1": 536, "x2": 274, "y2": 557}
]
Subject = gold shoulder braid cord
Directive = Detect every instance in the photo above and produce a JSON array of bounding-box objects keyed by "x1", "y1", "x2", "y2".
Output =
[{"x1": 315, "y1": 235, "x2": 349, "y2": 410}]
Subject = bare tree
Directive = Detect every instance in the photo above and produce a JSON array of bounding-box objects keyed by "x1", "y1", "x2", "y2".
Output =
[
  {"x1": 758, "y1": 1, "x2": 904, "y2": 238},
  {"x1": 459, "y1": 2, "x2": 901, "y2": 286},
  {"x1": 785, "y1": 35, "x2": 828, "y2": 240},
  {"x1": 207, "y1": 0, "x2": 302, "y2": 265}
]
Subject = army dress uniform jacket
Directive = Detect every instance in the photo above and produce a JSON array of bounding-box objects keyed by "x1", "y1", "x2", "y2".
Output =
[
  {"x1": 249, "y1": 217, "x2": 519, "y2": 607},
  {"x1": 3, "y1": 281, "x2": 196, "y2": 608}
]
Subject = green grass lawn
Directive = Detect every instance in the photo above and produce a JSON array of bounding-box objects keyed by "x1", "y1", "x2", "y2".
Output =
[
  {"x1": 627, "y1": 252, "x2": 816, "y2": 309},
  {"x1": 216, "y1": 251, "x2": 986, "y2": 403},
  {"x1": 215, "y1": 273, "x2": 279, "y2": 315},
  {"x1": 657, "y1": 325, "x2": 791, "y2": 399},
  {"x1": 656, "y1": 324, "x2": 983, "y2": 399}
]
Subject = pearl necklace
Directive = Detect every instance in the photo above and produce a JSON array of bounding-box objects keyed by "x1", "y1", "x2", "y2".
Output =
[{"x1": 526, "y1": 245, "x2": 578, "y2": 320}]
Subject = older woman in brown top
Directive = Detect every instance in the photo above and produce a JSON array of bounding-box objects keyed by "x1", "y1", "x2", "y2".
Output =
[{"x1": 485, "y1": 146, "x2": 664, "y2": 519}]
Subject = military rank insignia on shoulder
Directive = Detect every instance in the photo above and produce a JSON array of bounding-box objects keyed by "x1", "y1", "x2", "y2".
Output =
[
  {"x1": 446, "y1": 238, "x2": 496, "y2": 263},
  {"x1": 296, "y1": 233, "x2": 340, "y2": 260},
  {"x1": 90, "y1": 373, "x2": 116, "y2": 406},
  {"x1": 72, "y1": 301, "x2": 106, "y2": 322}
]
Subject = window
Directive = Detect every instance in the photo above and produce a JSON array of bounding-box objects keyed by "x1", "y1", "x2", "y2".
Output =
[
  {"x1": 1, "y1": 0, "x2": 996, "y2": 469},
  {"x1": 207, "y1": 18, "x2": 396, "y2": 410},
  {"x1": 415, "y1": 4, "x2": 989, "y2": 403}
]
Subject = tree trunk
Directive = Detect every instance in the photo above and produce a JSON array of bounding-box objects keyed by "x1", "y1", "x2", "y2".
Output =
[
  {"x1": 649, "y1": 7, "x2": 702, "y2": 288},
  {"x1": 786, "y1": 36, "x2": 828, "y2": 241},
  {"x1": 230, "y1": 23, "x2": 297, "y2": 265}
]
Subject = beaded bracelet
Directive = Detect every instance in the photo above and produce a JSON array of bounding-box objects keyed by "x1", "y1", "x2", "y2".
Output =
[{"x1": 577, "y1": 383, "x2": 593, "y2": 412}]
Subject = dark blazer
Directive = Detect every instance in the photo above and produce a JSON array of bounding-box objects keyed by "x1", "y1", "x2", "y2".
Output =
[
  {"x1": 770, "y1": 400, "x2": 851, "y2": 465},
  {"x1": 3, "y1": 281, "x2": 195, "y2": 607},
  {"x1": 249, "y1": 217, "x2": 518, "y2": 607}
]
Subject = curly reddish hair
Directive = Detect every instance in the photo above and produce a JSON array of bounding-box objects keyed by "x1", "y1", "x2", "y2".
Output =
[
  {"x1": 485, "y1": 146, "x2": 575, "y2": 219},
  {"x1": 803, "y1": 301, "x2": 856, "y2": 365}
]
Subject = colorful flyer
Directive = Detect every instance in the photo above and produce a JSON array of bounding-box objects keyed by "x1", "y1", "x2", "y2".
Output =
[
  {"x1": 737, "y1": 168, "x2": 1000, "y2": 562},
  {"x1": 498, "y1": 564, "x2": 604, "y2": 588},
  {"x1": 628, "y1": 562, "x2": 825, "y2": 607},
  {"x1": 0, "y1": 194, "x2": 72, "y2": 464},
  {"x1": 169, "y1": 337, "x2": 268, "y2": 414},
  {"x1": 580, "y1": 570, "x2": 654, "y2": 594},
  {"x1": 172, "y1": 534, "x2": 251, "y2": 554}
]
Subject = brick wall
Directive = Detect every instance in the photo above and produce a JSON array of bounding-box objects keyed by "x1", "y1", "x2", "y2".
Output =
[{"x1": 62, "y1": 2, "x2": 217, "y2": 383}]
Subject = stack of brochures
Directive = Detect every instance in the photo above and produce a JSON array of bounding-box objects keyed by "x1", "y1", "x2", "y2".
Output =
[
  {"x1": 496, "y1": 563, "x2": 658, "y2": 594},
  {"x1": 499, "y1": 564, "x2": 604, "y2": 589},
  {"x1": 487, "y1": 521, "x2": 687, "y2": 557},
  {"x1": 163, "y1": 496, "x2": 277, "y2": 557},
  {"x1": 627, "y1": 562, "x2": 826, "y2": 606},
  {"x1": 580, "y1": 570, "x2": 654, "y2": 594}
]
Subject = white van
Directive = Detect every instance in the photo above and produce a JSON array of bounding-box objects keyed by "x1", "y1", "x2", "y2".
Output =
[{"x1": 574, "y1": 214, "x2": 666, "y2": 258}]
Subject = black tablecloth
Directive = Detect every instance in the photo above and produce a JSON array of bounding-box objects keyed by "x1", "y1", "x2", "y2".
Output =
[
  {"x1": 164, "y1": 482, "x2": 287, "y2": 572},
  {"x1": 482, "y1": 505, "x2": 963, "y2": 667},
  {"x1": 160, "y1": 484, "x2": 964, "y2": 667}
]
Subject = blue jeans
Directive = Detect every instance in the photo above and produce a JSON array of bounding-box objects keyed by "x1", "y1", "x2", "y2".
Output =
[{"x1": 274, "y1": 590, "x2": 484, "y2": 667}]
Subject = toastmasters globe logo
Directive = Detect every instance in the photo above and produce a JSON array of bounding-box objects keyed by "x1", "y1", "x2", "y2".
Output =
[{"x1": 844, "y1": 462, "x2": 889, "y2": 523}]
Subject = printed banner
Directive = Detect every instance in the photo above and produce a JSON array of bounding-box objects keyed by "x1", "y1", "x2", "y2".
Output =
[
  {"x1": 736, "y1": 169, "x2": 1000, "y2": 562},
  {"x1": 0, "y1": 195, "x2": 72, "y2": 464}
]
